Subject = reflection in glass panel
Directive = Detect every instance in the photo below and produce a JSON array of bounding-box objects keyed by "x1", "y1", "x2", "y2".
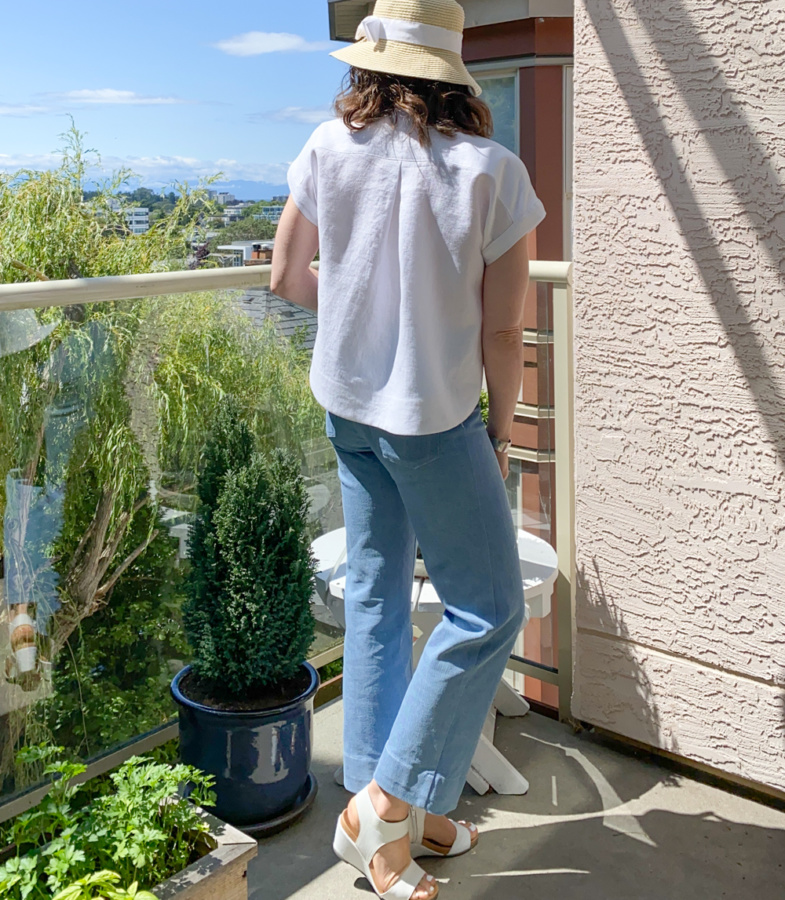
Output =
[
  {"x1": 0, "y1": 293, "x2": 341, "y2": 800},
  {"x1": 504, "y1": 453, "x2": 557, "y2": 708},
  {"x1": 474, "y1": 73, "x2": 517, "y2": 154},
  {"x1": 505, "y1": 458, "x2": 552, "y2": 540}
]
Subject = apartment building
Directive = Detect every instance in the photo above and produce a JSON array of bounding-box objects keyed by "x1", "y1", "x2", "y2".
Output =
[
  {"x1": 208, "y1": 190, "x2": 236, "y2": 204},
  {"x1": 107, "y1": 198, "x2": 151, "y2": 234},
  {"x1": 125, "y1": 208, "x2": 150, "y2": 235},
  {"x1": 253, "y1": 205, "x2": 286, "y2": 224}
]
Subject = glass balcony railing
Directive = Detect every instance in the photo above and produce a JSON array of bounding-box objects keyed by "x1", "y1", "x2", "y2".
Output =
[
  {"x1": 0, "y1": 261, "x2": 574, "y2": 815},
  {"x1": 0, "y1": 272, "x2": 345, "y2": 808}
]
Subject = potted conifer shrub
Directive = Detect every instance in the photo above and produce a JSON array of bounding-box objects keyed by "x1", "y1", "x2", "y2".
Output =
[{"x1": 171, "y1": 402, "x2": 319, "y2": 835}]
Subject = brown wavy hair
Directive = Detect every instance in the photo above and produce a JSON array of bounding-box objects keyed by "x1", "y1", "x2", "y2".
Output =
[{"x1": 334, "y1": 67, "x2": 493, "y2": 146}]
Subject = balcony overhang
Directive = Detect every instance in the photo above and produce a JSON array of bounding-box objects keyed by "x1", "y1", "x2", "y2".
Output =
[{"x1": 328, "y1": 0, "x2": 573, "y2": 43}]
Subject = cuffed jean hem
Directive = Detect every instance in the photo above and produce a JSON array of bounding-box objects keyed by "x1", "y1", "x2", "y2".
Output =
[
  {"x1": 343, "y1": 753, "x2": 385, "y2": 796},
  {"x1": 374, "y1": 746, "x2": 462, "y2": 816}
]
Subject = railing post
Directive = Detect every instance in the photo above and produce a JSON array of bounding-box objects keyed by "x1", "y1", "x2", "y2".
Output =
[{"x1": 553, "y1": 265, "x2": 576, "y2": 723}]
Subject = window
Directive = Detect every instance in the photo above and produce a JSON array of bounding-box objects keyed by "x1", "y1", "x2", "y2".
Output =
[{"x1": 471, "y1": 70, "x2": 518, "y2": 155}]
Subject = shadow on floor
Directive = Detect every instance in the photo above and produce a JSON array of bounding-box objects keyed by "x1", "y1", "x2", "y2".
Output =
[{"x1": 248, "y1": 702, "x2": 785, "y2": 900}]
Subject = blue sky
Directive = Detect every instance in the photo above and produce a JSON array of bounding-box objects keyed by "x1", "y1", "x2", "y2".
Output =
[{"x1": 0, "y1": 0, "x2": 346, "y2": 193}]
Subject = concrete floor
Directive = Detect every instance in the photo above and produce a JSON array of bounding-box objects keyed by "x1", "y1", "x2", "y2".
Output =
[{"x1": 248, "y1": 698, "x2": 785, "y2": 900}]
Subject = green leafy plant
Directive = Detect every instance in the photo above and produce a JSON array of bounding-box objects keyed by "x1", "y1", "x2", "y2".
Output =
[
  {"x1": 52, "y1": 871, "x2": 156, "y2": 900},
  {"x1": 0, "y1": 746, "x2": 216, "y2": 899},
  {"x1": 182, "y1": 400, "x2": 316, "y2": 697},
  {"x1": 479, "y1": 388, "x2": 490, "y2": 424}
]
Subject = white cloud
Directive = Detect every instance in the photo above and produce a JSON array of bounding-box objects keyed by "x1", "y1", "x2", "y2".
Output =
[
  {"x1": 0, "y1": 152, "x2": 62, "y2": 170},
  {"x1": 269, "y1": 106, "x2": 334, "y2": 125},
  {"x1": 0, "y1": 152, "x2": 289, "y2": 187},
  {"x1": 53, "y1": 89, "x2": 183, "y2": 105},
  {"x1": 0, "y1": 103, "x2": 49, "y2": 116},
  {"x1": 214, "y1": 31, "x2": 331, "y2": 56}
]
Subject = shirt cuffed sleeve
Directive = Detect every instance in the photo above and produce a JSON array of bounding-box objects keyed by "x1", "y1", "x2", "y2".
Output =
[{"x1": 482, "y1": 154, "x2": 546, "y2": 265}]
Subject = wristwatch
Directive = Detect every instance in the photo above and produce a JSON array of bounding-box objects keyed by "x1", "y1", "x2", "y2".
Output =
[{"x1": 488, "y1": 434, "x2": 511, "y2": 454}]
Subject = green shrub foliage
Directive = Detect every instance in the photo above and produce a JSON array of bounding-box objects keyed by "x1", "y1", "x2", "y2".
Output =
[
  {"x1": 183, "y1": 402, "x2": 316, "y2": 695},
  {"x1": 0, "y1": 745, "x2": 215, "y2": 897}
]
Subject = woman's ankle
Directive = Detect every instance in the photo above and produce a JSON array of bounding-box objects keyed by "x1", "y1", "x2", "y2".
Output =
[{"x1": 367, "y1": 780, "x2": 409, "y2": 821}]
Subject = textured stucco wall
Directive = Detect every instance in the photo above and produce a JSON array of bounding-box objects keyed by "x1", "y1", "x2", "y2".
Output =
[{"x1": 572, "y1": 0, "x2": 785, "y2": 791}]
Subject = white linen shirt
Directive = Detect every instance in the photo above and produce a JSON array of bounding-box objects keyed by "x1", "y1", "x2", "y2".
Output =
[{"x1": 287, "y1": 117, "x2": 546, "y2": 436}]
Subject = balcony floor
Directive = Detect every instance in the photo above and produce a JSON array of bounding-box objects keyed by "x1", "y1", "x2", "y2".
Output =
[{"x1": 248, "y1": 698, "x2": 785, "y2": 899}]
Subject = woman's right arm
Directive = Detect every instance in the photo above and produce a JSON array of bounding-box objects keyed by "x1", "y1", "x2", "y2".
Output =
[
  {"x1": 270, "y1": 197, "x2": 319, "y2": 311},
  {"x1": 481, "y1": 235, "x2": 531, "y2": 480}
]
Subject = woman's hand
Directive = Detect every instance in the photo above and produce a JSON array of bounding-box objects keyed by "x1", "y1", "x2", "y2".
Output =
[{"x1": 494, "y1": 448, "x2": 509, "y2": 480}]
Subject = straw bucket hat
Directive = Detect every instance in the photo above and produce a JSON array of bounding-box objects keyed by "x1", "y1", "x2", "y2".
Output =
[{"x1": 330, "y1": 0, "x2": 482, "y2": 96}]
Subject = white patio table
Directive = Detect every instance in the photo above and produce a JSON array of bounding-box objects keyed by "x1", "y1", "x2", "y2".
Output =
[{"x1": 311, "y1": 526, "x2": 558, "y2": 796}]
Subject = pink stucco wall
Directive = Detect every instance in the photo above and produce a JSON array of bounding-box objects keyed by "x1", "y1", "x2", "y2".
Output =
[{"x1": 571, "y1": 0, "x2": 785, "y2": 791}]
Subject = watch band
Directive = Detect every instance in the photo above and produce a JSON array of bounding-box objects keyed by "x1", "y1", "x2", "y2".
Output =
[{"x1": 489, "y1": 435, "x2": 511, "y2": 453}]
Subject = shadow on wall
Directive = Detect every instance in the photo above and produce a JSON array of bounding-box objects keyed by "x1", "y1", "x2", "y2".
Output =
[
  {"x1": 583, "y1": 0, "x2": 785, "y2": 468},
  {"x1": 575, "y1": 558, "x2": 671, "y2": 754}
]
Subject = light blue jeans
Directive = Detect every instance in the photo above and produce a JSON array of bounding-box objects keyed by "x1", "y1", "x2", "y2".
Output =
[{"x1": 326, "y1": 405, "x2": 525, "y2": 815}]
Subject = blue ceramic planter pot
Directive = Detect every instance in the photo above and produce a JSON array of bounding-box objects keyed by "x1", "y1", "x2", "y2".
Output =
[{"x1": 171, "y1": 662, "x2": 319, "y2": 831}]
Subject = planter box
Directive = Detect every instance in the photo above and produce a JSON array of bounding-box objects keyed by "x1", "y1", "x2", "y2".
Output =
[
  {"x1": 0, "y1": 809, "x2": 257, "y2": 900},
  {"x1": 153, "y1": 808, "x2": 257, "y2": 900}
]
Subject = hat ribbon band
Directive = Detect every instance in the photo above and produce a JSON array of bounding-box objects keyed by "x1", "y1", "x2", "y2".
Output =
[{"x1": 355, "y1": 15, "x2": 463, "y2": 55}]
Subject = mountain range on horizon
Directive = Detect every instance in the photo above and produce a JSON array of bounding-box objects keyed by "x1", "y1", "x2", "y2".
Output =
[
  {"x1": 201, "y1": 180, "x2": 291, "y2": 201},
  {"x1": 82, "y1": 178, "x2": 291, "y2": 203}
]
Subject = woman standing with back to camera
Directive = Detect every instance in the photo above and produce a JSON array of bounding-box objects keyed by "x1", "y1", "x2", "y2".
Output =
[{"x1": 272, "y1": 1, "x2": 545, "y2": 897}]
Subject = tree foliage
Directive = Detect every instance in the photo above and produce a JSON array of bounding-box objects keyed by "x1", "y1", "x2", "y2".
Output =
[
  {"x1": 206, "y1": 216, "x2": 277, "y2": 252},
  {"x1": 0, "y1": 123, "x2": 212, "y2": 283},
  {"x1": 0, "y1": 125, "x2": 326, "y2": 793}
]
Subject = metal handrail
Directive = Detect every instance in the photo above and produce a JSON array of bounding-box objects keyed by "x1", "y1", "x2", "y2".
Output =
[{"x1": 0, "y1": 261, "x2": 572, "y2": 312}]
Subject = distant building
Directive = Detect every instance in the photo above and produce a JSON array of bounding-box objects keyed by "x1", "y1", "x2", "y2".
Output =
[
  {"x1": 272, "y1": 194, "x2": 289, "y2": 204},
  {"x1": 214, "y1": 240, "x2": 275, "y2": 267},
  {"x1": 106, "y1": 200, "x2": 150, "y2": 234},
  {"x1": 125, "y1": 208, "x2": 150, "y2": 234},
  {"x1": 208, "y1": 190, "x2": 236, "y2": 204},
  {"x1": 253, "y1": 205, "x2": 285, "y2": 224},
  {"x1": 210, "y1": 209, "x2": 244, "y2": 227}
]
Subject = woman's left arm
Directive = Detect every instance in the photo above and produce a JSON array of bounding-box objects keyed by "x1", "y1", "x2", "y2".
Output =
[{"x1": 270, "y1": 197, "x2": 320, "y2": 311}]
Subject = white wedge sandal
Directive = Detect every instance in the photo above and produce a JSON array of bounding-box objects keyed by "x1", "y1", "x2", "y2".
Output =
[
  {"x1": 409, "y1": 806, "x2": 478, "y2": 858},
  {"x1": 333, "y1": 786, "x2": 439, "y2": 899},
  {"x1": 8, "y1": 613, "x2": 37, "y2": 675}
]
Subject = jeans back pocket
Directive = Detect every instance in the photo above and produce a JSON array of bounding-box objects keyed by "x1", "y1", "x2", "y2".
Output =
[{"x1": 377, "y1": 432, "x2": 441, "y2": 469}]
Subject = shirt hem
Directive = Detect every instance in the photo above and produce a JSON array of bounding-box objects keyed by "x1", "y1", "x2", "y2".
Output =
[{"x1": 310, "y1": 371, "x2": 480, "y2": 437}]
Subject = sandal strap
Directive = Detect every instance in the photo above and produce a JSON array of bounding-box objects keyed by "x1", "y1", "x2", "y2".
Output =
[
  {"x1": 447, "y1": 820, "x2": 472, "y2": 855},
  {"x1": 9, "y1": 614, "x2": 35, "y2": 634},
  {"x1": 410, "y1": 811, "x2": 475, "y2": 857},
  {"x1": 355, "y1": 787, "x2": 411, "y2": 862},
  {"x1": 380, "y1": 859, "x2": 430, "y2": 900},
  {"x1": 409, "y1": 805, "x2": 426, "y2": 845}
]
